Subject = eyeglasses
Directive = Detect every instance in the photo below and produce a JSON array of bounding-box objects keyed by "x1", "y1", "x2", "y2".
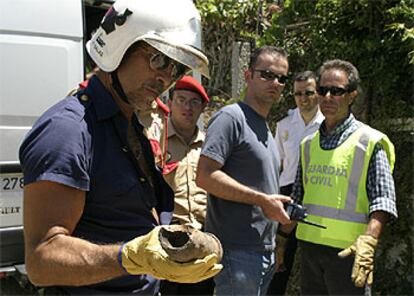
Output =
[
  {"x1": 149, "y1": 52, "x2": 189, "y2": 81},
  {"x1": 294, "y1": 90, "x2": 316, "y2": 97},
  {"x1": 174, "y1": 97, "x2": 204, "y2": 108},
  {"x1": 254, "y1": 69, "x2": 288, "y2": 85},
  {"x1": 317, "y1": 86, "x2": 349, "y2": 97}
]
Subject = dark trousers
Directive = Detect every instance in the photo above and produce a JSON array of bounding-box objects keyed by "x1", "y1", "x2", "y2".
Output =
[
  {"x1": 300, "y1": 241, "x2": 366, "y2": 295},
  {"x1": 267, "y1": 184, "x2": 296, "y2": 296},
  {"x1": 160, "y1": 278, "x2": 214, "y2": 296}
]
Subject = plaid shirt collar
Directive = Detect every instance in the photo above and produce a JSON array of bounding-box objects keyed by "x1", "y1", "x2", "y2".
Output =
[
  {"x1": 319, "y1": 113, "x2": 363, "y2": 150},
  {"x1": 320, "y1": 113, "x2": 355, "y2": 137}
]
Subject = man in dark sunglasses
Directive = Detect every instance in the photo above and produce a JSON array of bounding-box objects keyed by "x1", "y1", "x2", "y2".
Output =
[
  {"x1": 19, "y1": 0, "x2": 221, "y2": 295},
  {"x1": 268, "y1": 70, "x2": 324, "y2": 296},
  {"x1": 196, "y1": 45, "x2": 292, "y2": 295},
  {"x1": 278, "y1": 59, "x2": 397, "y2": 295}
]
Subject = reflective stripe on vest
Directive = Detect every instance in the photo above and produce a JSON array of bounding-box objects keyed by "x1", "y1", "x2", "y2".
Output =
[{"x1": 302, "y1": 131, "x2": 370, "y2": 224}]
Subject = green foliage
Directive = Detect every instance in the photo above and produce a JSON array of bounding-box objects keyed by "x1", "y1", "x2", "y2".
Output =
[
  {"x1": 195, "y1": 0, "x2": 260, "y2": 99},
  {"x1": 262, "y1": 0, "x2": 414, "y2": 121},
  {"x1": 197, "y1": 0, "x2": 258, "y2": 36},
  {"x1": 386, "y1": 0, "x2": 414, "y2": 63},
  {"x1": 198, "y1": 0, "x2": 413, "y2": 295}
]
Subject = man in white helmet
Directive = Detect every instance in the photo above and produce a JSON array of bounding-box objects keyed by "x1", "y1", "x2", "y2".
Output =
[{"x1": 19, "y1": 0, "x2": 221, "y2": 294}]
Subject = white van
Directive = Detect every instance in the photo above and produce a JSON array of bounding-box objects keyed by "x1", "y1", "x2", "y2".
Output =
[{"x1": 0, "y1": 0, "x2": 112, "y2": 287}]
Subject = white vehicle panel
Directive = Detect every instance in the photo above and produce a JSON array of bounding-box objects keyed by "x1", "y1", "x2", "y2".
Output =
[{"x1": 0, "y1": 0, "x2": 83, "y2": 38}]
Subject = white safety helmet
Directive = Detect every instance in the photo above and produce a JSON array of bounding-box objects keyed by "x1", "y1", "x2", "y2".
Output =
[{"x1": 86, "y1": 0, "x2": 209, "y2": 78}]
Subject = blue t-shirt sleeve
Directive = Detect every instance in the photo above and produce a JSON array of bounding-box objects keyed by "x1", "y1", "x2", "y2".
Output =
[
  {"x1": 19, "y1": 112, "x2": 90, "y2": 191},
  {"x1": 201, "y1": 109, "x2": 241, "y2": 165}
]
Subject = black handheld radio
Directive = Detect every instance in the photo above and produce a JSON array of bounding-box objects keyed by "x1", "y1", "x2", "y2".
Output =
[{"x1": 285, "y1": 203, "x2": 327, "y2": 229}]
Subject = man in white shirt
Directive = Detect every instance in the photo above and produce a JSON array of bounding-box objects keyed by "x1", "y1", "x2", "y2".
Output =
[{"x1": 267, "y1": 71, "x2": 324, "y2": 295}]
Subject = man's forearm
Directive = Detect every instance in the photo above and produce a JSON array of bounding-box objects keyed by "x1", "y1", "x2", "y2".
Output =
[
  {"x1": 365, "y1": 211, "x2": 388, "y2": 239},
  {"x1": 26, "y1": 232, "x2": 125, "y2": 286},
  {"x1": 196, "y1": 156, "x2": 291, "y2": 224},
  {"x1": 197, "y1": 168, "x2": 267, "y2": 206}
]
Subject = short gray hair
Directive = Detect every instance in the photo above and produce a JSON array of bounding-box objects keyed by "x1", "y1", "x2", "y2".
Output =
[{"x1": 317, "y1": 59, "x2": 360, "y2": 91}]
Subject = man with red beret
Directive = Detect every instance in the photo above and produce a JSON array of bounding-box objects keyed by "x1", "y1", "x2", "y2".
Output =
[{"x1": 160, "y1": 75, "x2": 214, "y2": 295}]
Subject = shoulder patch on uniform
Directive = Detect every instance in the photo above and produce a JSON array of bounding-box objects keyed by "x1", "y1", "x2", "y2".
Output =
[{"x1": 282, "y1": 130, "x2": 289, "y2": 142}]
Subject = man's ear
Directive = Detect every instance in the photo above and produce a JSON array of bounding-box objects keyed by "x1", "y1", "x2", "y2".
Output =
[
  {"x1": 244, "y1": 68, "x2": 252, "y2": 82},
  {"x1": 167, "y1": 98, "x2": 173, "y2": 108},
  {"x1": 348, "y1": 90, "x2": 358, "y2": 106}
]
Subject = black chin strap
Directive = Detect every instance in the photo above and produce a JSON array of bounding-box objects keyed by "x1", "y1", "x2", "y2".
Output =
[{"x1": 111, "y1": 71, "x2": 130, "y2": 105}]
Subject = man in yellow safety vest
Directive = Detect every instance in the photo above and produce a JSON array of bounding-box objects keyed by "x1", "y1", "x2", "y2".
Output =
[{"x1": 277, "y1": 59, "x2": 397, "y2": 295}]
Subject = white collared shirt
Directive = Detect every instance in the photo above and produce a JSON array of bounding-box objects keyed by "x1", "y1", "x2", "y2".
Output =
[{"x1": 274, "y1": 107, "x2": 324, "y2": 187}]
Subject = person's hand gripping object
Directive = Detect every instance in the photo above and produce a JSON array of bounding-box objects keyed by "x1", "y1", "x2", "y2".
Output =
[
  {"x1": 119, "y1": 226, "x2": 223, "y2": 283},
  {"x1": 338, "y1": 234, "x2": 378, "y2": 287}
]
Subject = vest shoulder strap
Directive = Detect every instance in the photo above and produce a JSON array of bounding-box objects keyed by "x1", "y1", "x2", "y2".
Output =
[{"x1": 355, "y1": 124, "x2": 395, "y2": 171}]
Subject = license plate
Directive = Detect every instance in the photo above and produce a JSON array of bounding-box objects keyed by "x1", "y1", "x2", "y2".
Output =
[
  {"x1": 1, "y1": 174, "x2": 24, "y2": 192},
  {"x1": 0, "y1": 173, "x2": 24, "y2": 226}
]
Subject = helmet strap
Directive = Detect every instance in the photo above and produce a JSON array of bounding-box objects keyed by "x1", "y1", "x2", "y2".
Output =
[{"x1": 111, "y1": 71, "x2": 131, "y2": 105}]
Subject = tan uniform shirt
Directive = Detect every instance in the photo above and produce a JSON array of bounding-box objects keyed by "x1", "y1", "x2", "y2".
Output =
[{"x1": 162, "y1": 120, "x2": 207, "y2": 230}]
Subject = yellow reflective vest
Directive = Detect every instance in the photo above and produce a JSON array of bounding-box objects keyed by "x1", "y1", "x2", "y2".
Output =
[{"x1": 296, "y1": 124, "x2": 395, "y2": 249}]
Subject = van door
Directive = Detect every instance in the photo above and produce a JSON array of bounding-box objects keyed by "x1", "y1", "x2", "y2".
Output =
[{"x1": 0, "y1": 0, "x2": 84, "y2": 270}]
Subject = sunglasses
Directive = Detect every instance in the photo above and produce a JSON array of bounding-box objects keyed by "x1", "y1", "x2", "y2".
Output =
[
  {"x1": 149, "y1": 52, "x2": 189, "y2": 81},
  {"x1": 294, "y1": 90, "x2": 316, "y2": 97},
  {"x1": 317, "y1": 86, "x2": 349, "y2": 96},
  {"x1": 254, "y1": 69, "x2": 288, "y2": 85}
]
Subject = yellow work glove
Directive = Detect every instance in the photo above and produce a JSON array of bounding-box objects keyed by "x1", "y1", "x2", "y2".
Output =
[
  {"x1": 275, "y1": 233, "x2": 288, "y2": 272},
  {"x1": 119, "y1": 226, "x2": 223, "y2": 283},
  {"x1": 338, "y1": 234, "x2": 378, "y2": 287}
]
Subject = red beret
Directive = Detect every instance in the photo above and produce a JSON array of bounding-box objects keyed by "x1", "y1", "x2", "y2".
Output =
[{"x1": 174, "y1": 76, "x2": 209, "y2": 102}]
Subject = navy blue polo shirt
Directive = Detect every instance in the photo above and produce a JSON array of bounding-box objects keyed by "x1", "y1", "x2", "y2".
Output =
[{"x1": 19, "y1": 76, "x2": 171, "y2": 294}]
